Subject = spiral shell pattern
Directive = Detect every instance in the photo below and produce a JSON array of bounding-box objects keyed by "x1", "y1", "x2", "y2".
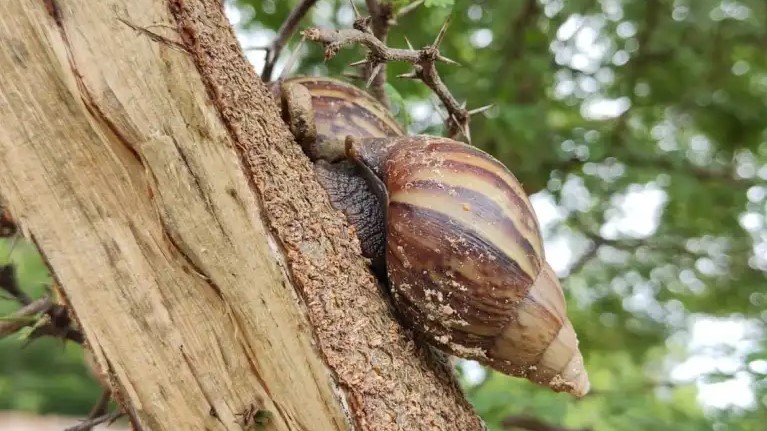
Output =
[
  {"x1": 348, "y1": 135, "x2": 590, "y2": 396},
  {"x1": 272, "y1": 76, "x2": 404, "y2": 142}
]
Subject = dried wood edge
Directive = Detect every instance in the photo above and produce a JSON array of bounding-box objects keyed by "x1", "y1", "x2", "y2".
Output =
[
  {"x1": 0, "y1": 1, "x2": 485, "y2": 431},
  {"x1": 170, "y1": 1, "x2": 486, "y2": 430},
  {"x1": 1, "y1": 1, "x2": 348, "y2": 430}
]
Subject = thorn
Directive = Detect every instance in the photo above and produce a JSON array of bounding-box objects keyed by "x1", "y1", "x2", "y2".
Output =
[
  {"x1": 454, "y1": 116, "x2": 472, "y2": 144},
  {"x1": 468, "y1": 104, "x2": 494, "y2": 116},
  {"x1": 463, "y1": 122, "x2": 472, "y2": 144},
  {"x1": 404, "y1": 36, "x2": 414, "y2": 51},
  {"x1": 366, "y1": 63, "x2": 383, "y2": 88},
  {"x1": 437, "y1": 55, "x2": 461, "y2": 66},
  {"x1": 349, "y1": 0, "x2": 361, "y2": 18},
  {"x1": 348, "y1": 58, "x2": 369, "y2": 67},
  {"x1": 433, "y1": 15, "x2": 452, "y2": 49},
  {"x1": 446, "y1": 109, "x2": 471, "y2": 144},
  {"x1": 397, "y1": 70, "x2": 418, "y2": 80},
  {"x1": 243, "y1": 45, "x2": 269, "y2": 51}
]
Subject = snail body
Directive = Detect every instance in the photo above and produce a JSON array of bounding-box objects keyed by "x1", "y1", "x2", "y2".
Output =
[
  {"x1": 276, "y1": 76, "x2": 589, "y2": 397},
  {"x1": 272, "y1": 76, "x2": 404, "y2": 262}
]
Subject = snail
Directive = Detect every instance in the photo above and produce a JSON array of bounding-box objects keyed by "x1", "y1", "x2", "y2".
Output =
[
  {"x1": 271, "y1": 76, "x2": 590, "y2": 397},
  {"x1": 270, "y1": 76, "x2": 404, "y2": 263}
]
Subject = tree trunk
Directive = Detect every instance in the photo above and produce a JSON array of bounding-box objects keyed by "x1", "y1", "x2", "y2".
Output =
[{"x1": 0, "y1": 1, "x2": 485, "y2": 430}]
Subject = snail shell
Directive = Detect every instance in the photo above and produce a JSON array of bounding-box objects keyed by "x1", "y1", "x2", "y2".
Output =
[
  {"x1": 270, "y1": 76, "x2": 404, "y2": 160},
  {"x1": 346, "y1": 135, "x2": 590, "y2": 397},
  {"x1": 273, "y1": 76, "x2": 589, "y2": 396}
]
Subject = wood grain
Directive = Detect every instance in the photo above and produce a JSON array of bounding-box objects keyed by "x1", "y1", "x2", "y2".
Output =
[{"x1": 0, "y1": 0, "x2": 486, "y2": 430}]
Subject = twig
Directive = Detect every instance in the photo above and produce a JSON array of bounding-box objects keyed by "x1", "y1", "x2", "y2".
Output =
[
  {"x1": 0, "y1": 263, "x2": 85, "y2": 344},
  {"x1": 303, "y1": 22, "x2": 490, "y2": 142},
  {"x1": 567, "y1": 246, "x2": 598, "y2": 275},
  {"x1": 261, "y1": 0, "x2": 319, "y2": 82},
  {"x1": 4, "y1": 234, "x2": 20, "y2": 262},
  {"x1": 362, "y1": 0, "x2": 395, "y2": 106},
  {"x1": 502, "y1": 415, "x2": 591, "y2": 431},
  {"x1": 80, "y1": 389, "x2": 113, "y2": 431},
  {"x1": 0, "y1": 264, "x2": 31, "y2": 305},
  {"x1": 117, "y1": 18, "x2": 189, "y2": 54},
  {"x1": 30, "y1": 303, "x2": 85, "y2": 344},
  {"x1": 63, "y1": 410, "x2": 124, "y2": 431},
  {"x1": 0, "y1": 296, "x2": 53, "y2": 338}
]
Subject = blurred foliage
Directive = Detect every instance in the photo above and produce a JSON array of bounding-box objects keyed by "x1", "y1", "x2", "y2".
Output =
[
  {"x1": 2, "y1": 0, "x2": 766, "y2": 430},
  {"x1": 0, "y1": 239, "x2": 102, "y2": 415}
]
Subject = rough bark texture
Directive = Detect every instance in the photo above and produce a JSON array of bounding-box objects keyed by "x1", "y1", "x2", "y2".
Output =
[{"x1": 0, "y1": 1, "x2": 485, "y2": 430}]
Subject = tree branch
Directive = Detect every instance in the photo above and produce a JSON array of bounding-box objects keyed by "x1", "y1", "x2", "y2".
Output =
[
  {"x1": 566, "y1": 243, "x2": 600, "y2": 276},
  {"x1": 261, "y1": 0, "x2": 319, "y2": 82},
  {"x1": 0, "y1": 264, "x2": 31, "y2": 305},
  {"x1": 1, "y1": 0, "x2": 488, "y2": 428},
  {"x1": 502, "y1": 415, "x2": 591, "y2": 431},
  {"x1": 303, "y1": 24, "x2": 489, "y2": 141},
  {"x1": 0, "y1": 257, "x2": 84, "y2": 344},
  {"x1": 63, "y1": 410, "x2": 124, "y2": 431},
  {"x1": 0, "y1": 296, "x2": 52, "y2": 338},
  {"x1": 362, "y1": 0, "x2": 394, "y2": 106}
]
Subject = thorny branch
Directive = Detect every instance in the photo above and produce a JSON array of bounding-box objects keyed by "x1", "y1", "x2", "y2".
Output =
[
  {"x1": 0, "y1": 263, "x2": 85, "y2": 344},
  {"x1": 0, "y1": 296, "x2": 52, "y2": 338},
  {"x1": 0, "y1": 211, "x2": 85, "y2": 344},
  {"x1": 303, "y1": 19, "x2": 491, "y2": 142},
  {"x1": 0, "y1": 210, "x2": 112, "y2": 428},
  {"x1": 0, "y1": 263, "x2": 31, "y2": 305},
  {"x1": 361, "y1": 0, "x2": 395, "y2": 106}
]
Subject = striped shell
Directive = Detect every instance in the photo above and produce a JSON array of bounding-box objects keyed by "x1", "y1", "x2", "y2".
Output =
[
  {"x1": 347, "y1": 135, "x2": 590, "y2": 397},
  {"x1": 271, "y1": 76, "x2": 404, "y2": 148}
]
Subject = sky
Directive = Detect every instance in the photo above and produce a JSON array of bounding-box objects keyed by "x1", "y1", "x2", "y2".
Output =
[{"x1": 224, "y1": 1, "x2": 760, "y2": 412}]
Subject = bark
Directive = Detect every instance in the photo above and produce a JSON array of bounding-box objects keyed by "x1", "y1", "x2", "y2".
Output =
[{"x1": 0, "y1": 1, "x2": 485, "y2": 430}]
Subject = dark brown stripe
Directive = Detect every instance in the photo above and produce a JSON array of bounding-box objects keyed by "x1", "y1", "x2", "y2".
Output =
[
  {"x1": 386, "y1": 241, "x2": 517, "y2": 321},
  {"x1": 312, "y1": 96, "x2": 403, "y2": 136},
  {"x1": 392, "y1": 158, "x2": 538, "y2": 227},
  {"x1": 387, "y1": 200, "x2": 535, "y2": 295},
  {"x1": 425, "y1": 140, "x2": 537, "y2": 209},
  {"x1": 384, "y1": 272, "x2": 499, "y2": 353},
  {"x1": 392, "y1": 178, "x2": 539, "y2": 268}
]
